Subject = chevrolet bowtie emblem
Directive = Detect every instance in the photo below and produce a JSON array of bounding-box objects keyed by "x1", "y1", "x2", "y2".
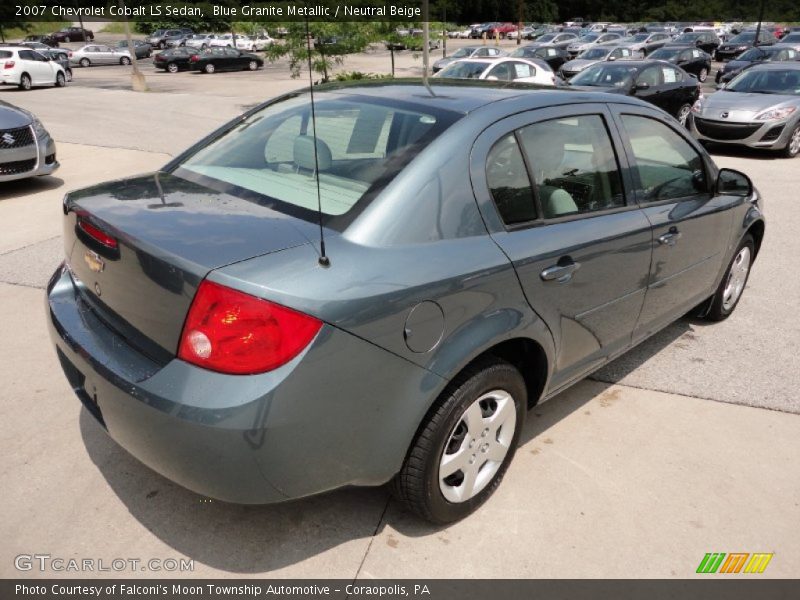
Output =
[
  {"x1": 84, "y1": 250, "x2": 105, "y2": 273},
  {"x1": 1, "y1": 133, "x2": 15, "y2": 145},
  {"x1": 720, "y1": 112, "x2": 729, "y2": 118}
]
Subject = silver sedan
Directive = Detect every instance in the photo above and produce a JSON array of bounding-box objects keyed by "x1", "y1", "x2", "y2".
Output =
[
  {"x1": 70, "y1": 45, "x2": 132, "y2": 67},
  {"x1": 690, "y1": 63, "x2": 800, "y2": 158}
]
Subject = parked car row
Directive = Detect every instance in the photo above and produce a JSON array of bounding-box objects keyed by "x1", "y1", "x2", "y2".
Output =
[{"x1": 153, "y1": 47, "x2": 264, "y2": 74}]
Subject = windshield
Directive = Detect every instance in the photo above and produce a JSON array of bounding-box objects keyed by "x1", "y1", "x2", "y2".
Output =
[
  {"x1": 631, "y1": 34, "x2": 650, "y2": 42},
  {"x1": 579, "y1": 34, "x2": 600, "y2": 42},
  {"x1": 783, "y1": 33, "x2": 800, "y2": 43},
  {"x1": 510, "y1": 48, "x2": 535, "y2": 58},
  {"x1": 729, "y1": 33, "x2": 755, "y2": 44},
  {"x1": 451, "y1": 48, "x2": 472, "y2": 58},
  {"x1": 738, "y1": 48, "x2": 768, "y2": 61},
  {"x1": 437, "y1": 61, "x2": 488, "y2": 79},
  {"x1": 650, "y1": 48, "x2": 681, "y2": 60},
  {"x1": 173, "y1": 95, "x2": 459, "y2": 228},
  {"x1": 571, "y1": 63, "x2": 637, "y2": 87},
  {"x1": 580, "y1": 48, "x2": 611, "y2": 59},
  {"x1": 727, "y1": 69, "x2": 800, "y2": 95}
]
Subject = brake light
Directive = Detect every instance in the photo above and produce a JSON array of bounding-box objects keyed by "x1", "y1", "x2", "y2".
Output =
[
  {"x1": 3, "y1": 61, "x2": 14, "y2": 69},
  {"x1": 77, "y1": 217, "x2": 118, "y2": 249},
  {"x1": 190, "y1": 54, "x2": 199, "y2": 61},
  {"x1": 178, "y1": 280, "x2": 322, "y2": 375}
]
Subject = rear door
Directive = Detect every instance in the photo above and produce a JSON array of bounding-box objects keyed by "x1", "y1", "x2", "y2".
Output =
[
  {"x1": 610, "y1": 105, "x2": 734, "y2": 341},
  {"x1": 471, "y1": 104, "x2": 653, "y2": 391}
]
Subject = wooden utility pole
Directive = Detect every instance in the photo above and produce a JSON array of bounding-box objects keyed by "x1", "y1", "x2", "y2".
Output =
[{"x1": 119, "y1": 0, "x2": 147, "y2": 91}]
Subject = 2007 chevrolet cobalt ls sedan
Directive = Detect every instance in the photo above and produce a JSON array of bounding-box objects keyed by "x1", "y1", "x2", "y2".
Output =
[{"x1": 47, "y1": 81, "x2": 764, "y2": 523}]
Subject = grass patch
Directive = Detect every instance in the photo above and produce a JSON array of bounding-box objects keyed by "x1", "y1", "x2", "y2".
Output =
[
  {"x1": 100, "y1": 22, "x2": 127, "y2": 34},
  {"x1": 0, "y1": 22, "x2": 67, "y2": 42}
]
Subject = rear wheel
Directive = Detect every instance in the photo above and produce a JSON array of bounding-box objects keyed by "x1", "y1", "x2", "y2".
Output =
[
  {"x1": 204, "y1": 63, "x2": 215, "y2": 74},
  {"x1": 782, "y1": 124, "x2": 800, "y2": 158},
  {"x1": 120, "y1": 56, "x2": 131, "y2": 66},
  {"x1": 64, "y1": 36, "x2": 71, "y2": 43},
  {"x1": 704, "y1": 234, "x2": 754, "y2": 321},
  {"x1": 19, "y1": 74, "x2": 32, "y2": 91},
  {"x1": 79, "y1": 58, "x2": 90, "y2": 68},
  {"x1": 392, "y1": 357, "x2": 526, "y2": 523},
  {"x1": 698, "y1": 67, "x2": 708, "y2": 82},
  {"x1": 55, "y1": 71, "x2": 66, "y2": 87},
  {"x1": 248, "y1": 60, "x2": 258, "y2": 71},
  {"x1": 677, "y1": 103, "x2": 692, "y2": 127},
  {"x1": 167, "y1": 62, "x2": 179, "y2": 73}
]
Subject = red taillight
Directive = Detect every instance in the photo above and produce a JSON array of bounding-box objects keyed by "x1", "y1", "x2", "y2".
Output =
[
  {"x1": 178, "y1": 280, "x2": 322, "y2": 375},
  {"x1": 3, "y1": 61, "x2": 14, "y2": 69},
  {"x1": 77, "y1": 217, "x2": 118, "y2": 249},
  {"x1": 190, "y1": 54, "x2": 199, "y2": 62}
]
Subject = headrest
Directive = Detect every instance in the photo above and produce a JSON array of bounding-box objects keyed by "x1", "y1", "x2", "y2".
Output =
[{"x1": 293, "y1": 135, "x2": 332, "y2": 172}]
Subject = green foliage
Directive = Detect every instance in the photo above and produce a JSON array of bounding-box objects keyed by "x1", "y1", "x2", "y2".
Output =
[{"x1": 333, "y1": 71, "x2": 393, "y2": 81}]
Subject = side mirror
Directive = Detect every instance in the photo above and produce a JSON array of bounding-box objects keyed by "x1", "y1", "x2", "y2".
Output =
[
  {"x1": 608, "y1": 55, "x2": 617, "y2": 61},
  {"x1": 634, "y1": 81, "x2": 650, "y2": 92},
  {"x1": 696, "y1": 39, "x2": 703, "y2": 46},
  {"x1": 716, "y1": 168, "x2": 753, "y2": 197},
  {"x1": 486, "y1": 75, "x2": 499, "y2": 81}
]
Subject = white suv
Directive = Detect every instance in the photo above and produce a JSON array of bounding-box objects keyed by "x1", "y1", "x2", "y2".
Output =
[{"x1": 0, "y1": 47, "x2": 66, "y2": 90}]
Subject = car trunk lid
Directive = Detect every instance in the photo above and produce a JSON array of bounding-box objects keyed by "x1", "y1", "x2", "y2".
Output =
[{"x1": 63, "y1": 172, "x2": 316, "y2": 361}]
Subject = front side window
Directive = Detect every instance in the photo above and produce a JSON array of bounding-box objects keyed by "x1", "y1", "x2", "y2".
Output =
[
  {"x1": 620, "y1": 115, "x2": 706, "y2": 202},
  {"x1": 518, "y1": 115, "x2": 625, "y2": 218},
  {"x1": 174, "y1": 96, "x2": 458, "y2": 228}
]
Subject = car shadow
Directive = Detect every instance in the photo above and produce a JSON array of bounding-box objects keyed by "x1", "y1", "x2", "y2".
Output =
[
  {"x1": 704, "y1": 143, "x2": 781, "y2": 161},
  {"x1": 0, "y1": 176, "x2": 63, "y2": 201},
  {"x1": 79, "y1": 316, "x2": 695, "y2": 572}
]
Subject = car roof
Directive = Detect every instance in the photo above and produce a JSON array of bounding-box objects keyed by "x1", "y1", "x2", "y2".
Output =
[
  {"x1": 745, "y1": 62, "x2": 800, "y2": 71},
  {"x1": 314, "y1": 79, "x2": 653, "y2": 115}
]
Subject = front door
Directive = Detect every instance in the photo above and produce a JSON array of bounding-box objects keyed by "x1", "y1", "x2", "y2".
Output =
[
  {"x1": 611, "y1": 106, "x2": 734, "y2": 342},
  {"x1": 471, "y1": 105, "x2": 653, "y2": 390}
]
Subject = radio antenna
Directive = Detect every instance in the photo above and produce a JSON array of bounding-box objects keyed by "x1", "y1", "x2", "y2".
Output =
[{"x1": 304, "y1": 17, "x2": 330, "y2": 267}]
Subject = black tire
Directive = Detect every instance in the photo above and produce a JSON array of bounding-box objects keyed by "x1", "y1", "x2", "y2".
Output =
[
  {"x1": 704, "y1": 234, "x2": 755, "y2": 321},
  {"x1": 120, "y1": 56, "x2": 131, "y2": 66},
  {"x1": 204, "y1": 63, "x2": 215, "y2": 74},
  {"x1": 392, "y1": 357, "x2": 526, "y2": 523},
  {"x1": 782, "y1": 123, "x2": 800, "y2": 159},
  {"x1": 19, "y1": 74, "x2": 32, "y2": 91},
  {"x1": 167, "y1": 62, "x2": 179, "y2": 73},
  {"x1": 677, "y1": 103, "x2": 693, "y2": 128},
  {"x1": 64, "y1": 36, "x2": 70, "y2": 43},
  {"x1": 55, "y1": 71, "x2": 66, "y2": 87},
  {"x1": 79, "y1": 58, "x2": 90, "y2": 68}
]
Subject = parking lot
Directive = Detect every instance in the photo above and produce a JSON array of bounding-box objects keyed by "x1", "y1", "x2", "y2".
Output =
[{"x1": 1, "y1": 33, "x2": 799, "y2": 579}]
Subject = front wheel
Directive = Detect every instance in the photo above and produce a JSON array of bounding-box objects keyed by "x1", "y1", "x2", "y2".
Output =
[
  {"x1": 248, "y1": 60, "x2": 258, "y2": 71},
  {"x1": 167, "y1": 62, "x2": 179, "y2": 73},
  {"x1": 79, "y1": 58, "x2": 90, "y2": 68},
  {"x1": 392, "y1": 357, "x2": 526, "y2": 523},
  {"x1": 704, "y1": 234, "x2": 754, "y2": 321},
  {"x1": 677, "y1": 103, "x2": 692, "y2": 127},
  {"x1": 120, "y1": 56, "x2": 131, "y2": 66},
  {"x1": 55, "y1": 71, "x2": 66, "y2": 87},
  {"x1": 782, "y1": 123, "x2": 800, "y2": 158},
  {"x1": 19, "y1": 74, "x2": 32, "y2": 91},
  {"x1": 204, "y1": 63, "x2": 215, "y2": 74}
]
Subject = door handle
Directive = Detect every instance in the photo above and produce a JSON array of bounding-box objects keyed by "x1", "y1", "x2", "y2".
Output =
[
  {"x1": 658, "y1": 228, "x2": 682, "y2": 246},
  {"x1": 540, "y1": 259, "x2": 581, "y2": 283}
]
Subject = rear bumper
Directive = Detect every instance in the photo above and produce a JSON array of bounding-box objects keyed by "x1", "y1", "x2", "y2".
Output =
[{"x1": 46, "y1": 266, "x2": 443, "y2": 504}]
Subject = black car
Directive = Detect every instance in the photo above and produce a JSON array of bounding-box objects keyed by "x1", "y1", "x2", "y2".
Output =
[
  {"x1": 115, "y1": 40, "x2": 152, "y2": 59},
  {"x1": 649, "y1": 46, "x2": 713, "y2": 82},
  {"x1": 153, "y1": 47, "x2": 198, "y2": 73},
  {"x1": 190, "y1": 47, "x2": 264, "y2": 74},
  {"x1": 569, "y1": 60, "x2": 701, "y2": 126},
  {"x1": 715, "y1": 46, "x2": 799, "y2": 84},
  {"x1": 715, "y1": 31, "x2": 777, "y2": 61},
  {"x1": 665, "y1": 31, "x2": 721, "y2": 55},
  {"x1": 51, "y1": 27, "x2": 93, "y2": 43},
  {"x1": 23, "y1": 35, "x2": 59, "y2": 48},
  {"x1": 509, "y1": 45, "x2": 570, "y2": 71}
]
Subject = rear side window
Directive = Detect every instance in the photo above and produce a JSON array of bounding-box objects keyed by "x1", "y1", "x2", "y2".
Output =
[
  {"x1": 174, "y1": 96, "x2": 459, "y2": 228},
  {"x1": 0, "y1": 51, "x2": 11, "y2": 59},
  {"x1": 620, "y1": 115, "x2": 706, "y2": 202},
  {"x1": 486, "y1": 135, "x2": 536, "y2": 224},
  {"x1": 518, "y1": 115, "x2": 625, "y2": 218}
]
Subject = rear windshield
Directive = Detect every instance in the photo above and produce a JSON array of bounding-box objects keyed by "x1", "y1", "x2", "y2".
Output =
[{"x1": 172, "y1": 94, "x2": 460, "y2": 229}]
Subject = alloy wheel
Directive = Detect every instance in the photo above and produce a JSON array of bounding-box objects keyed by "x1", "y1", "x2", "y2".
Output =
[
  {"x1": 168, "y1": 63, "x2": 178, "y2": 73},
  {"x1": 677, "y1": 104, "x2": 692, "y2": 127},
  {"x1": 20, "y1": 75, "x2": 32, "y2": 90},
  {"x1": 788, "y1": 126, "x2": 800, "y2": 157},
  {"x1": 249, "y1": 60, "x2": 258, "y2": 70},
  {"x1": 121, "y1": 57, "x2": 131, "y2": 65},
  {"x1": 722, "y1": 246, "x2": 751, "y2": 311},
  {"x1": 205, "y1": 64, "x2": 215, "y2": 74},
  {"x1": 438, "y1": 389, "x2": 517, "y2": 503},
  {"x1": 80, "y1": 58, "x2": 90, "y2": 67}
]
